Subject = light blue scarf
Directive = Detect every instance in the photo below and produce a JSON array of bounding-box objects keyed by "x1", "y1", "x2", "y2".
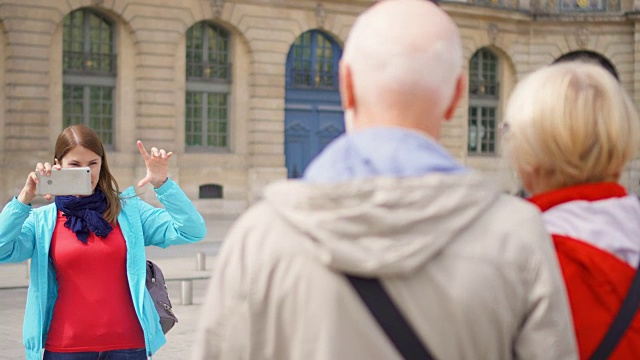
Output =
[{"x1": 303, "y1": 127, "x2": 467, "y2": 183}]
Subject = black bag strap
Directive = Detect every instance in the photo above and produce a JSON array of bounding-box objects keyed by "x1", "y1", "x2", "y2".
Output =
[
  {"x1": 346, "y1": 275, "x2": 436, "y2": 360},
  {"x1": 589, "y1": 244, "x2": 640, "y2": 359}
]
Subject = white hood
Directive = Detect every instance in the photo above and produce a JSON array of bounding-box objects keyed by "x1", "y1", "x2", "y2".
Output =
[{"x1": 261, "y1": 172, "x2": 501, "y2": 276}]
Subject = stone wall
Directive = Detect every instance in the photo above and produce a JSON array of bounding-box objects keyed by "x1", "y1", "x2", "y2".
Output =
[{"x1": 1, "y1": 0, "x2": 639, "y2": 213}]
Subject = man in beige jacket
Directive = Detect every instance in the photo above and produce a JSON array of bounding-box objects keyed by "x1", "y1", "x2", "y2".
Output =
[{"x1": 192, "y1": 0, "x2": 578, "y2": 359}]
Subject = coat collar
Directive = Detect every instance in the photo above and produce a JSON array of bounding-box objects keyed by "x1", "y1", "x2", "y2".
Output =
[{"x1": 528, "y1": 182, "x2": 627, "y2": 212}]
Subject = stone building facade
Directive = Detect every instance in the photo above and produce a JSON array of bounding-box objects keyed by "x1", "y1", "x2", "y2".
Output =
[{"x1": 1, "y1": 0, "x2": 639, "y2": 215}]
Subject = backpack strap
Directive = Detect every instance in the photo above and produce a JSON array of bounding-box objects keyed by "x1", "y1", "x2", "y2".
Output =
[
  {"x1": 589, "y1": 199, "x2": 640, "y2": 359},
  {"x1": 346, "y1": 275, "x2": 436, "y2": 360}
]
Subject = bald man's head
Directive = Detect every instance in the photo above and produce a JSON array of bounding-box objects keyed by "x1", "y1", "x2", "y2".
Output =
[{"x1": 340, "y1": 0, "x2": 464, "y2": 136}]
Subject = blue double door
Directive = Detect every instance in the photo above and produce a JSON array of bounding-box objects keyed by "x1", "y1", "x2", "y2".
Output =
[{"x1": 284, "y1": 30, "x2": 344, "y2": 179}]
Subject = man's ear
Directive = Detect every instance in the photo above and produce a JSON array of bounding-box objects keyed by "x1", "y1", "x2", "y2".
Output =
[
  {"x1": 443, "y1": 74, "x2": 466, "y2": 121},
  {"x1": 339, "y1": 60, "x2": 355, "y2": 111}
]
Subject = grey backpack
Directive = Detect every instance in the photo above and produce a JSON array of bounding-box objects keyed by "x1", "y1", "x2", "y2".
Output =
[{"x1": 145, "y1": 260, "x2": 178, "y2": 334}]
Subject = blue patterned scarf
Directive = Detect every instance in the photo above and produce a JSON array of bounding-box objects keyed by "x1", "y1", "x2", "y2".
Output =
[{"x1": 54, "y1": 188, "x2": 114, "y2": 243}]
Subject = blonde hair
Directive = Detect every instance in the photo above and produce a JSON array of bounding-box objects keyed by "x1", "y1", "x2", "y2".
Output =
[{"x1": 505, "y1": 62, "x2": 640, "y2": 190}]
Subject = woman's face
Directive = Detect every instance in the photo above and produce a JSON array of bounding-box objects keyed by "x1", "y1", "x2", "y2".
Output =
[{"x1": 58, "y1": 146, "x2": 102, "y2": 192}]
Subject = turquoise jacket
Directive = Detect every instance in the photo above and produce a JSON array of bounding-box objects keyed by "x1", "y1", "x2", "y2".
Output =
[{"x1": 0, "y1": 179, "x2": 207, "y2": 359}]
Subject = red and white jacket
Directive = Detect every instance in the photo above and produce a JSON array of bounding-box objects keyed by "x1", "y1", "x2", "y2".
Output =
[{"x1": 529, "y1": 182, "x2": 640, "y2": 359}]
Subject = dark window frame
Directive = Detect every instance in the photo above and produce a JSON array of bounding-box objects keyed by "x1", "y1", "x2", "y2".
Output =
[
  {"x1": 286, "y1": 30, "x2": 341, "y2": 90},
  {"x1": 185, "y1": 22, "x2": 232, "y2": 151},
  {"x1": 468, "y1": 48, "x2": 499, "y2": 156},
  {"x1": 62, "y1": 8, "x2": 117, "y2": 147}
]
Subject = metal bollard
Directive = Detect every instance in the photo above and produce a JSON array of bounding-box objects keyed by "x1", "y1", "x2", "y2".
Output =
[
  {"x1": 26, "y1": 258, "x2": 31, "y2": 279},
  {"x1": 181, "y1": 280, "x2": 193, "y2": 305},
  {"x1": 196, "y1": 252, "x2": 206, "y2": 271}
]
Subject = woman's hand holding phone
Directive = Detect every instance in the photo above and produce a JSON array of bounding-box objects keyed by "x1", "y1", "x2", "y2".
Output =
[
  {"x1": 36, "y1": 168, "x2": 92, "y2": 197},
  {"x1": 18, "y1": 162, "x2": 61, "y2": 204}
]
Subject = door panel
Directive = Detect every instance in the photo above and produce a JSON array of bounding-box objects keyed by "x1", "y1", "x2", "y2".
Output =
[
  {"x1": 285, "y1": 30, "x2": 344, "y2": 179},
  {"x1": 284, "y1": 93, "x2": 343, "y2": 178}
]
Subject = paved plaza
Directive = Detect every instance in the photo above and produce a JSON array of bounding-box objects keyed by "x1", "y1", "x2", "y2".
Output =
[
  {"x1": 0, "y1": 214, "x2": 236, "y2": 359},
  {"x1": 0, "y1": 279, "x2": 212, "y2": 360}
]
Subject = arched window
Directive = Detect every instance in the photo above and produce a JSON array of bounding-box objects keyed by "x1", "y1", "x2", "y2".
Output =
[
  {"x1": 62, "y1": 9, "x2": 116, "y2": 146},
  {"x1": 468, "y1": 48, "x2": 499, "y2": 155},
  {"x1": 287, "y1": 30, "x2": 340, "y2": 89},
  {"x1": 185, "y1": 22, "x2": 231, "y2": 150}
]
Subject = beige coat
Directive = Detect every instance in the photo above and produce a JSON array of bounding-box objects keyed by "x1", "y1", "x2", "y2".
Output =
[{"x1": 193, "y1": 173, "x2": 578, "y2": 360}]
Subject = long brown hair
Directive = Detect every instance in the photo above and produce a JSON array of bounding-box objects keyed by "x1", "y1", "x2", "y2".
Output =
[{"x1": 54, "y1": 125, "x2": 121, "y2": 223}]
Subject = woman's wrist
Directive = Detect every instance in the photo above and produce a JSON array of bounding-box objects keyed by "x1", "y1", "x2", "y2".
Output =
[
  {"x1": 151, "y1": 177, "x2": 168, "y2": 189},
  {"x1": 17, "y1": 189, "x2": 33, "y2": 205}
]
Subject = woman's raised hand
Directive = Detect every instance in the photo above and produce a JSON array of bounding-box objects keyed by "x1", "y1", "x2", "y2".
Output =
[
  {"x1": 18, "y1": 162, "x2": 61, "y2": 204},
  {"x1": 136, "y1": 140, "x2": 173, "y2": 189}
]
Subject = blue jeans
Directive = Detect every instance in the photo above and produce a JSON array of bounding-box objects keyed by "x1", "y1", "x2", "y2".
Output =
[{"x1": 43, "y1": 349, "x2": 147, "y2": 360}]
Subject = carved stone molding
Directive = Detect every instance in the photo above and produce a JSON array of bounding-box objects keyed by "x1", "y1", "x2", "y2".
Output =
[
  {"x1": 576, "y1": 27, "x2": 589, "y2": 47},
  {"x1": 488, "y1": 23, "x2": 499, "y2": 44},
  {"x1": 210, "y1": 0, "x2": 225, "y2": 17},
  {"x1": 316, "y1": 3, "x2": 327, "y2": 28}
]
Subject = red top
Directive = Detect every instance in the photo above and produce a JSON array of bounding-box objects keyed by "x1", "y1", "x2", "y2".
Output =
[
  {"x1": 529, "y1": 183, "x2": 640, "y2": 359},
  {"x1": 45, "y1": 211, "x2": 145, "y2": 352}
]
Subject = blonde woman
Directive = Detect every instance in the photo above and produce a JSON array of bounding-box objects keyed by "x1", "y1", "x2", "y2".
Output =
[{"x1": 505, "y1": 62, "x2": 640, "y2": 359}]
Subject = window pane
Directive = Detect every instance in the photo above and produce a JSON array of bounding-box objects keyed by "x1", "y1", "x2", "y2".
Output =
[
  {"x1": 468, "y1": 106, "x2": 498, "y2": 154},
  {"x1": 186, "y1": 92, "x2": 228, "y2": 149},
  {"x1": 468, "y1": 49, "x2": 500, "y2": 155},
  {"x1": 469, "y1": 49, "x2": 499, "y2": 98},
  {"x1": 315, "y1": 34, "x2": 335, "y2": 88},
  {"x1": 560, "y1": 0, "x2": 607, "y2": 11},
  {"x1": 63, "y1": 9, "x2": 115, "y2": 74},
  {"x1": 288, "y1": 31, "x2": 340, "y2": 89},
  {"x1": 468, "y1": 107, "x2": 478, "y2": 153},
  {"x1": 186, "y1": 24, "x2": 203, "y2": 78},
  {"x1": 206, "y1": 93, "x2": 228, "y2": 147},
  {"x1": 185, "y1": 24, "x2": 233, "y2": 150},
  {"x1": 186, "y1": 22, "x2": 230, "y2": 81},
  {"x1": 290, "y1": 31, "x2": 313, "y2": 87},
  {"x1": 63, "y1": 85, "x2": 84, "y2": 128},
  {"x1": 88, "y1": 86, "x2": 114, "y2": 145},
  {"x1": 185, "y1": 92, "x2": 204, "y2": 146},
  {"x1": 62, "y1": 85, "x2": 113, "y2": 145},
  {"x1": 481, "y1": 107, "x2": 496, "y2": 153}
]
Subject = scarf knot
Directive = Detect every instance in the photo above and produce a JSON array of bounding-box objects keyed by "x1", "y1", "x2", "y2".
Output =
[{"x1": 55, "y1": 188, "x2": 114, "y2": 243}]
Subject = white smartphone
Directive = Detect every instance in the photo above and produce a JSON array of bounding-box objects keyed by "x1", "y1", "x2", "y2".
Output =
[{"x1": 36, "y1": 167, "x2": 92, "y2": 196}]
